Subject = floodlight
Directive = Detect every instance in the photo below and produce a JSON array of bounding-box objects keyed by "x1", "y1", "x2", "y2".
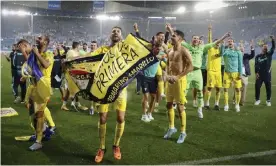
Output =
[
  {"x1": 176, "y1": 6, "x2": 186, "y2": 14},
  {"x1": 96, "y1": 15, "x2": 109, "y2": 20},
  {"x1": 148, "y1": 17, "x2": 162, "y2": 19},
  {"x1": 165, "y1": 17, "x2": 176, "y2": 20},
  {"x1": 194, "y1": 1, "x2": 228, "y2": 12},
  {"x1": 2, "y1": 9, "x2": 8, "y2": 15},
  {"x1": 110, "y1": 15, "x2": 120, "y2": 20}
]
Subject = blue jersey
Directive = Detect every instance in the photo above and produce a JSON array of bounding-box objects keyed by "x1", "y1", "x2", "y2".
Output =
[{"x1": 221, "y1": 46, "x2": 243, "y2": 75}]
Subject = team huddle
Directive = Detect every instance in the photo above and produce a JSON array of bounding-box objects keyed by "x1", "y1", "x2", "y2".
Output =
[{"x1": 5, "y1": 22, "x2": 275, "y2": 163}]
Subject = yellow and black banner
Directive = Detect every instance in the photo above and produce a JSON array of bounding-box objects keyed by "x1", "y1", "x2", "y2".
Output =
[{"x1": 65, "y1": 34, "x2": 158, "y2": 103}]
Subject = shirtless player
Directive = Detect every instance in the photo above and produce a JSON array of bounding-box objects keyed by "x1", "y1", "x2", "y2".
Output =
[{"x1": 163, "y1": 27, "x2": 193, "y2": 144}]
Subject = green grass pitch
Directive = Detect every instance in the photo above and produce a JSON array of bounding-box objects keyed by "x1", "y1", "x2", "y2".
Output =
[{"x1": 1, "y1": 56, "x2": 276, "y2": 164}]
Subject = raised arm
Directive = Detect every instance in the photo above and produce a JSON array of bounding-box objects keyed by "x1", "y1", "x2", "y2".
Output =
[
  {"x1": 208, "y1": 23, "x2": 212, "y2": 44},
  {"x1": 220, "y1": 42, "x2": 226, "y2": 56},
  {"x1": 203, "y1": 32, "x2": 231, "y2": 52},
  {"x1": 133, "y1": 23, "x2": 142, "y2": 38},
  {"x1": 245, "y1": 40, "x2": 255, "y2": 60},
  {"x1": 164, "y1": 31, "x2": 169, "y2": 44},
  {"x1": 268, "y1": 35, "x2": 275, "y2": 56}
]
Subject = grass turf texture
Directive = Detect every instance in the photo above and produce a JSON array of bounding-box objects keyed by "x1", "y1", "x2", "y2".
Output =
[{"x1": 1, "y1": 56, "x2": 276, "y2": 165}]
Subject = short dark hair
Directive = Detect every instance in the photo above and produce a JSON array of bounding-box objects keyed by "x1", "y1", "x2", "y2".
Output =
[
  {"x1": 17, "y1": 39, "x2": 30, "y2": 46},
  {"x1": 174, "y1": 30, "x2": 184, "y2": 39},
  {"x1": 228, "y1": 38, "x2": 234, "y2": 42},
  {"x1": 91, "y1": 41, "x2": 97, "y2": 44},
  {"x1": 72, "y1": 41, "x2": 80, "y2": 49},
  {"x1": 112, "y1": 26, "x2": 122, "y2": 32},
  {"x1": 156, "y1": 32, "x2": 164, "y2": 36},
  {"x1": 83, "y1": 42, "x2": 87, "y2": 46}
]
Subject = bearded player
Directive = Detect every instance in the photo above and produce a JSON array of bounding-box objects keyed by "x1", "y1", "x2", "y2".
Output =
[
  {"x1": 92, "y1": 26, "x2": 128, "y2": 163},
  {"x1": 28, "y1": 35, "x2": 56, "y2": 150}
]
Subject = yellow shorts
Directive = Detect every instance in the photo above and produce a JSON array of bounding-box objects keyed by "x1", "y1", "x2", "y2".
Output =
[
  {"x1": 166, "y1": 76, "x2": 187, "y2": 104},
  {"x1": 223, "y1": 72, "x2": 242, "y2": 89},
  {"x1": 160, "y1": 61, "x2": 166, "y2": 70},
  {"x1": 156, "y1": 65, "x2": 163, "y2": 76},
  {"x1": 99, "y1": 88, "x2": 127, "y2": 113},
  {"x1": 207, "y1": 71, "x2": 222, "y2": 88},
  {"x1": 30, "y1": 80, "x2": 51, "y2": 104}
]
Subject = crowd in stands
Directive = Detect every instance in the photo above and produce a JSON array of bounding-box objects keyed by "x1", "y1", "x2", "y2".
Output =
[{"x1": 1, "y1": 15, "x2": 276, "y2": 56}]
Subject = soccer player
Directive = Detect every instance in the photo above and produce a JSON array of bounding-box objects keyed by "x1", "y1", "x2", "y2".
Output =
[
  {"x1": 163, "y1": 26, "x2": 193, "y2": 144},
  {"x1": 79, "y1": 42, "x2": 88, "y2": 56},
  {"x1": 6, "y1": 44, "x2": 26, "y2": 103},
  {"x1": 28, "y1": 35, "x2": 56, "y2": 150},
  {"x1": 204, "y1": 24, "x2": 224, "y2": 111},
  {"x1": 51, "y1": 44, "x2": 64, "y2": 101},
  {"x1": 93, "y1": 26, "x2": 127, "y2": 163},
  {"x1": 62, "y1": 41, "x2": 88, "y2": 111},
  {"x1": 90, "y1": 41, "x2": 98, "y2": 52},
  {"x1": 221, "y1": 37, "x2": 243, "y2": 112},
  {"x1": 134, "y1": 23, "x2": 168, "y2": 112},
  {"x1": 140, "y1": 36, "x2": 164, "y2": 122},
  {"x1": 255, "y1": 35, "x2": 275, "y2": 106},
  {"x1": 180, "y1": 30, "x2": 231, "y2": 118},
  {"x1": 86, "y1": 41, "x2": 98, "y2": 115},
  {"x1": 192, "y1": 37, "x2": 205, "y2": 108},
  {"x1": 233, "y1": 40, "x2": 255, "y2": 106}
]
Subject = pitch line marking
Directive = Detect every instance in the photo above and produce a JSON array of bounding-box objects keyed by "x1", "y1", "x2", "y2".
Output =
[
  {"x1": 170, "y1": 149, "x2": 276, "y2": 165},
  {"x1": 248, "y1": 81, "x2": 276, "y2": 86}
]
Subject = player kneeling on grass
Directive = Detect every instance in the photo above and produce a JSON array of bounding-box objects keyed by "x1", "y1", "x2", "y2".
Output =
[{"x1": 163, "y1": 26, "x2": 193, "y2": 144}]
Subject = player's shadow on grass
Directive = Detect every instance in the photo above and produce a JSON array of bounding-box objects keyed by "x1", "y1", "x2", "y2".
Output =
[{"x1": 42, "y1": 133, "x2": 114, "y2": 165}]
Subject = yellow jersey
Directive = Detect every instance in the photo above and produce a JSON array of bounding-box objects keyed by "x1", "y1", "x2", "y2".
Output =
[
  {"x1": 39, "y1": 50, "x2": 54, "y2": 79},
  {"x1": 207, "y1": 47, "x2": 221, "y2": 72},
  {"x1": 58, "y1": 49, "x2": 65, "y2": 55},
  {"x1": 66, "y1": 49, "x2": 80, "y2": 59},
  {"x1": 91, "y1": 46, "x2": 110, "y2": 56}
]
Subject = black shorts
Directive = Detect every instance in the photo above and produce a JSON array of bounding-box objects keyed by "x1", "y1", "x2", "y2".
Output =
[
  {"x1": 201, "y1": 69, "x2": 207, "y2": 87},
  {"x1": 141, "y1": 76, "x2": 157, "y2": 94},
  {"x1": 51, "y1": 60, "x2": 62, "y2": 88}
]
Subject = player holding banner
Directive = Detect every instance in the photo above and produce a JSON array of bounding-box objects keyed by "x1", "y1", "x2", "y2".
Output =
[
  {"x1": 22, "y1": 35, "x2": 56, "y2": 151},
  {"x1": 91, "y1": 26, "x2": 160, "y2": 162}
]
